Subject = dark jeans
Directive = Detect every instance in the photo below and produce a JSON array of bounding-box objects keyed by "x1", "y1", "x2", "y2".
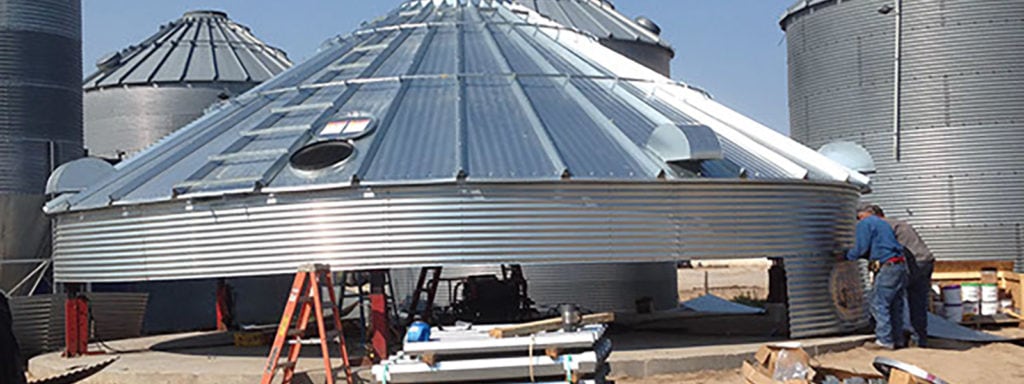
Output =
[
  {"x1": 906, "y1": 259, "x2": 934, "y2": 347},
  {"x1": 870, "y1": 262, "x2": 908, "y2": 347}
]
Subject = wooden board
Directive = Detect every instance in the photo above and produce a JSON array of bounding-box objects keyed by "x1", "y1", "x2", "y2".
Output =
[
  {"x1": 933, "y1": 260, "x2": 1014, "y2": 273},
  {"x1": 488, "y1": 313, "x2": 615, "y2": 339}
]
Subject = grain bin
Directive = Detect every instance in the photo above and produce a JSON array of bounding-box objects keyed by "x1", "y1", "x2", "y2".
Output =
[
  {"x1": 781, "y1": 0, "x2": 1024, "y2": 271},
  {"x1": 83, "y1": 10, "x2": 291, "y2": 160},
  {"x1": 48, "y1": 1, "x2": 869, "y2": 337},
  {"x1": 0, "y1": 0, "x2": 83, "y2": 294}
]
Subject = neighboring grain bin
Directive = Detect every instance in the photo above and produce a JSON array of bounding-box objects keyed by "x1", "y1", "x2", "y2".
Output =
[
  {"x1": 781, "y1": 0, "x2": 1024, "y2": 271},
  {"x1": 0, "y1": 0, "x2": 83, "y2": 295},
  {"x1": 513, "y1": 0, "x2": 674, "y2": 76},
  {"x1": 83, "y1": 10, "x2": 291, "y2": 160}
]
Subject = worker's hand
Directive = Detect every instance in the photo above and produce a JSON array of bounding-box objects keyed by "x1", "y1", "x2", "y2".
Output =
[{"x1": 836, "y1": 253, "x2": 847, "y2": 262}]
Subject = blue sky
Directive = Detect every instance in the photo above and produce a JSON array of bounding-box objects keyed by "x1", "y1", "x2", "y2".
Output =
[{"x1": 83, "y1": 0, "x2": 795, "y2": 133}]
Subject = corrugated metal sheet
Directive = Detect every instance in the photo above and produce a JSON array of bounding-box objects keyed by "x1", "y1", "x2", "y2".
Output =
[
  {"x1": 83, "y1": 10, "x2": 292, "y2": 159},
  {"x1": 783, "y1": 0, "x2": 1024, "y2": 264},
  {"x1": 1, "y1": 0, "x2": 82, "y2": 293},
  {"x1": 10, "y1": 295, "x2": 64, "y2": 357},
  {"x1": 53, "y1": 181, "x2": 858, "y2": 278},
  {"x1": 510, "y1": 0, "x2": 675, "y2": 75},
  {"x1": 9, "y1": 292, "x2": 148, "y2": 357}
]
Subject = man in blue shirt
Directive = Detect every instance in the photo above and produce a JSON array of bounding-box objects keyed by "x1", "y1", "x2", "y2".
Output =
[{"x1": 846, "y1": 203, "x2": 908, "y2": 350}]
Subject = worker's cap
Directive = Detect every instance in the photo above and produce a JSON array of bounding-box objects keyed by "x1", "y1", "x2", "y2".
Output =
[{"x1": 856, "y1": 202, "x2": 876, "y2": 213}]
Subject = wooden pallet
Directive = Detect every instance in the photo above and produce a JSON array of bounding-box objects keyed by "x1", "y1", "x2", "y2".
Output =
[{"x1": 932, "y1": 261, "x2": 1024, "y2": 328}]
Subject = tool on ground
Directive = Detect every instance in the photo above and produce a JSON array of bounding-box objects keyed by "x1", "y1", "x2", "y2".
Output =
[
  {"x1": 260, "y1": 264, "x2": 353, "y2": 384},
  {"x1": 489, "y1": 312, "x2": 615, "y2": 338},
  {"x1": 28, "y1": 356, "x2": 119, "y2": 384},
  {"x1": 873, "y1": 357, "x2": 949, "y2": 384}
]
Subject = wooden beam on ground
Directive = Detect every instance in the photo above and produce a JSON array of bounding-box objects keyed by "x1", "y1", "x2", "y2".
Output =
[{"x1": 488, "y1": 313, "x2": 615, "y2": 339}]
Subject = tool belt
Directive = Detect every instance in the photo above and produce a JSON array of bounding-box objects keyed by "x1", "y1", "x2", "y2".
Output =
[{"x1": 868, "y1": 256, "x2": 906, "y2": 273}]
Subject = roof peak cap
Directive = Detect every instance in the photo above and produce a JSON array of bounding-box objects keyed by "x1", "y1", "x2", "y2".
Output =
[{"x1": 183, "y1": 10, "x2": 229, "y2": 20}]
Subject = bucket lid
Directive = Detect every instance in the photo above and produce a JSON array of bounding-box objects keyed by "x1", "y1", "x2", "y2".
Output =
[
  {"x1": 942, "y1": 285, "x2": 961, "y2": 289},
  {"x1": 981, "y1": 283, "x2": 997, "y2": 287},
  {"x1": 963, "y1": 282, "x2": 981, "y2": 287}
]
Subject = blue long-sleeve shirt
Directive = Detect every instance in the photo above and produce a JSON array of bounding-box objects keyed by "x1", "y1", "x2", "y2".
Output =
[{"x1": 846, "y1": 215, "x2": 904, "y2": 262}]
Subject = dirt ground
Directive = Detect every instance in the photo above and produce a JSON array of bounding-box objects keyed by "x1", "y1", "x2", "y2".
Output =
[
  {"x1": 677, "y1": 264, "x2": 769, "y2": 302},
  {"x1": 620, "y1": 263, "x2": 1024, "y2": 383},
  {"x1": 614, "y1": 341, "x2": 1024, "y2": 383}
]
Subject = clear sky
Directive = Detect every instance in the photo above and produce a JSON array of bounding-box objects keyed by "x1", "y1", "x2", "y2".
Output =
[{"x1": 82, "y1": 0, "x2": 795, "y2": 133}]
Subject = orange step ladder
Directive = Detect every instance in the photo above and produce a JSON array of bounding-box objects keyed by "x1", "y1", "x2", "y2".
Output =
[{"x1": 261, "y1": 264, "x2": 353, "y2": 384}]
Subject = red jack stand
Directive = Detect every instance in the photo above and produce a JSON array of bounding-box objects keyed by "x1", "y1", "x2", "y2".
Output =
[
  {"x1": 368, "y1": 270, "x2": 389, "y2": 363},
  {"x1": 63, "y1": 283, "x2": 90, "y2": 358},
  {"x1": 215, "y1": 278, "x2": 235, "y2": 331}
]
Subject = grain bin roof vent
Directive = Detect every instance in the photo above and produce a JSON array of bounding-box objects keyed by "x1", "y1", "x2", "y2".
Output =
[{"x1": 634, "y1": 16, "x2": 662, "y2": 35}]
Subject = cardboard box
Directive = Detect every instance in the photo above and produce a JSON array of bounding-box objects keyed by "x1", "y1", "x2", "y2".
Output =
[{"x1": 743, "y1": 344, "x2": 884, "y2": 384}]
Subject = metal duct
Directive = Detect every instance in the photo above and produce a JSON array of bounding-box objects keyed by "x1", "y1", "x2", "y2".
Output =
[
  {"x1": 0, "y1": 0, "x2": 83, "y2": 293},
  {"x1": 782, "y1": 0, "x2": 1024, "y2": 264}
]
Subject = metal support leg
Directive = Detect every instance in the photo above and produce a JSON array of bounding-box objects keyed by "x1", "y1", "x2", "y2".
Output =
[
  {"x1": 63, "y1": 283, "x2": 88, "y2": 358},
  {"x1": 215, "y1": 278, "x2": 234, "y2": 331},
  {"x1": 369, "y1": 270, "x2": 389, "y2": 363}
]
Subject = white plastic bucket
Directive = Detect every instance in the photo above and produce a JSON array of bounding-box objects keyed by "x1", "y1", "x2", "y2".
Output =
[
  {"x1": 944, "y1": 304, "x2": 964, "y2": 322},
  {"x1": 963, "y1": 301, "x2": 980, "y2": 316},
  {"x1": 962, "y1": 283, "x2": 981, "y2": 302},
  {"x1": 981, "y1": 301, "x2": 999, "y2": 316},
  {"x1": 942, "y1": 285, "x2": 962, "y2": 305},
  {"x1": 981, "y1": 284, "x2": 998, "y2": 302}
]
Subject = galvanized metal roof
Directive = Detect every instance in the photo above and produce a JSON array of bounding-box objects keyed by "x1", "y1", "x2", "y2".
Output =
[
  {"x1": 512, "y1": 0, "x2": 673, "y2": 51},
  {"x1": 83, "y1": 10, "x2": 292, "y2": 90},
  {"x1": 50, "y1": 0, "x2": 866, "y2": 214}
]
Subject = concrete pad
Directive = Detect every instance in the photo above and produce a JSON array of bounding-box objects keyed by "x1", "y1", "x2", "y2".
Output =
[
  {"x1": 608, "y1": 334, "x2": 873, "y2": 378},
  {"x1": 29, "y1": 330, "x2": 872, "y2": 383}
]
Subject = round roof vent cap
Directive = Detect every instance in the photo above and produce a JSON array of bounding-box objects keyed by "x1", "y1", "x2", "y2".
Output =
[
  {"x1": 635, "y1": 16, "x2": 662, "y2": 35},
  {"x1": 290, "y1": 140, "x2": 355, "y2": 172},
  {"x1": 96, "y1": 51, "x2": 122, "y2": 71},
  {"x1": 183, "y1": 10, "x2": 228, "y2": 19},
  {"x1": 818, "y1": 141, "x2": 876, "y2": 174}
]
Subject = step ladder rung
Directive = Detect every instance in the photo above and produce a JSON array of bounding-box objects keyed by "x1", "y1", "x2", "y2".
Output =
[
  {"x1": 276, "y1": 362, "x2": 296, "y2": 371},
  {"x1": 241, "y1": 124, "x2": 312, "y2": 137},
  {"x1": 270, "y1": 102, "x2": 334, "y2": 115}
]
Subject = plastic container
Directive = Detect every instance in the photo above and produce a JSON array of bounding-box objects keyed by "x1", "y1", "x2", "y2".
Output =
[
  {"x1": 961, "y1": 283, "x2": 981, "y2": 302},
  {"x1": 963, "y1": 301, "x2": 980, "y2": 316},
  {"x1": 942, "y1": 285, "x2": 962, "y2": 305},
  {"x1": 1002, "y1": 299, "x2": 1014, "y2": 309},
  {"x1": 980, "y1": 301, "x2": 999, "y2": 316},
  {"x1": 944, "y1": 304, "x2": 964, "y2": 322},
  {"x1": 981, "y1": 284, "x2": 999, "y2": 302},
  {"x1": 932, "y1": 301, "x2": 945, "y2": 316}
]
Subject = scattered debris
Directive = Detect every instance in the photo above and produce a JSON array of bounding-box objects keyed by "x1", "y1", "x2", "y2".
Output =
[
  {"x1": 742, "y1": 343, "x2": 885, "y2": 384},
  {"x1": 872, "y1": 357, "x2": 950, "y2": 384}
]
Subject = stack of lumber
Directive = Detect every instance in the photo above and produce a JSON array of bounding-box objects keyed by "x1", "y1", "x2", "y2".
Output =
[{"x1": 372, "y1": 319, "x2": 613, "y2": 384}]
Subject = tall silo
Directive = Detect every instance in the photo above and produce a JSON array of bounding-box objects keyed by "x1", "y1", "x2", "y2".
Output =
[
  {"x1": 513, "y1": 0, "x2": 675, "y2": 76},
  {"x1": 83, "y1": 10, "x2": 291, "y2": 160},
  {"x1": 781, "y1": 0, "x2": 1024, "y2": 271},
  {"x1": 0, "y1": 0, "x2": 83, "y2": 294}
]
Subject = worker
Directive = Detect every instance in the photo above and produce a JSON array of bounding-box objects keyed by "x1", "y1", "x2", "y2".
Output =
[
  {"x1": 845, "y1": 203, "x2": 908, "y2": 350},
  {"x1": 1, "y1": 290, "x2": 27, "y2": 384},
  {"x1": 866, "y1": 204, "x2": 934, "y2": 348}
]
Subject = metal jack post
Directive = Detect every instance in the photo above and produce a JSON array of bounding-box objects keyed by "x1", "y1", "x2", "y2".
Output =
[{"x1": 63, "y1": 283, "x2": 89, "y2": 358}]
